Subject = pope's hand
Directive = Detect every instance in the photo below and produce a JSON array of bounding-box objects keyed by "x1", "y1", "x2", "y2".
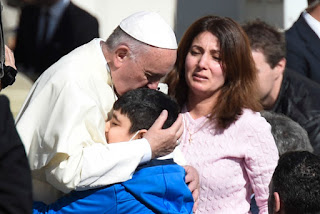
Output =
[{"x1": 144, "y1": 110, "x2": 183, "y2": 158}]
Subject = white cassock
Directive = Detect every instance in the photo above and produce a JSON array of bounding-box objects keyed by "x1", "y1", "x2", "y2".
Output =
[{"x1": 15, "y1": 39, "x2": 152, "y2": 204}]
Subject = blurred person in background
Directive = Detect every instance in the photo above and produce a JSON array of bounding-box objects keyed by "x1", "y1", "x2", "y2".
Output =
[
  {"x1": 285, "y1": 0, "x2": 320, "y2": 84},
  {"x1": 261, "y1": 111, "x2": 314, "y2": 155},
  {"x1": 243, "y1": 19, "x2": 320, "y2": 155},
  {"x1": 14, "y1": 0, "x2": 99, "y2": 81}
]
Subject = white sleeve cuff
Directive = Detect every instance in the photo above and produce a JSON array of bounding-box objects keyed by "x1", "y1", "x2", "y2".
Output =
[{"x1": 140, "y1": 138, "x2": 152, "y2": 164}]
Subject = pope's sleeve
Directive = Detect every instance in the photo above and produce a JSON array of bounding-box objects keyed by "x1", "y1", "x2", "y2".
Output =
[{"x1": 19, "y1": 81, "x2": 151, "y2": 193}]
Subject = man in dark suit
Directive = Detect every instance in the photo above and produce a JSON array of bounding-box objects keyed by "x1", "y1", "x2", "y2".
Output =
[
  {"x1": 14, "y1": 0, "x2": 99, "y2": 81},
  {"x1": 285, "y1": 0, "x2": 320, "y2": 84}
]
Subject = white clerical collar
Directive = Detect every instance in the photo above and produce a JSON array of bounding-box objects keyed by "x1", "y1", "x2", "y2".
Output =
[
  {"x1": 95, "y1": 39, "x2": 110, "y2": 74},
  {"x1": 303, "y1": 10, "x2": 320, "y2": 39},
  {"x1": 96, "y1": 38, "x2": 117, "y2": 99}
]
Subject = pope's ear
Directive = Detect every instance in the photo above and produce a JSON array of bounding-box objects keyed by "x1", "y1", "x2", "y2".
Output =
[
  {"x1": 138, "y1": 129, "x2": 148, "y2": 139},
  {"x1": 113, "y1": 45, "x2": 130, "y2": 68}
]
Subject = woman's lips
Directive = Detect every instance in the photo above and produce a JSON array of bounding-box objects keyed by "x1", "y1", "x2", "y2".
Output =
[{"x1": 193, "y1": 73, "x2": 207, "y2": 81}]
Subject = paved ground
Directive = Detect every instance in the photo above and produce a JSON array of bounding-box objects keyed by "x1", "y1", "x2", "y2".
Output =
[{"x1": 1, "y1": 73, "x2": 33, "y2": 119}]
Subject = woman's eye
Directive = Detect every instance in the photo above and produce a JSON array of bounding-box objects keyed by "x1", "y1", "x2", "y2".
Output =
[
  {"x1": 212, "y1": 55, "x2": 221, "y2": 62},
  {"x1": 190, "y1": 50, "x2": 200, "y2": 55}
]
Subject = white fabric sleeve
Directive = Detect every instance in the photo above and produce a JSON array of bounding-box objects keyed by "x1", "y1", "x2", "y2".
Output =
[
  {"x1": 158, "y1": 146, "x2": 187, "y2": 166},
  {"x1": 77, "y1": 138, "x2": 151, "y2": 190}
]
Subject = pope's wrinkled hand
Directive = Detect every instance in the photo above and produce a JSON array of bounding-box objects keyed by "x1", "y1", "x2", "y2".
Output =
[{"x1": 144, "y1": 110, "x2": 183, "y2": 159}]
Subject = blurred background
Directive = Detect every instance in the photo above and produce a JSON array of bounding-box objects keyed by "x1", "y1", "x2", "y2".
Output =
[{"x1": 0, "y1": 0, "x2": 308, "y2": 117}]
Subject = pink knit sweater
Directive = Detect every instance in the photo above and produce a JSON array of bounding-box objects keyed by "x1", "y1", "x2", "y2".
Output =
[{"x1": 180, "y1": 108, "x2": 279, "y2": 214}]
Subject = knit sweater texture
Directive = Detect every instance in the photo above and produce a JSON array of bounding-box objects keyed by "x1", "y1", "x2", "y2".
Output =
[{"x1": 180, "y1": 108, "x2": 279, "y2": 213}]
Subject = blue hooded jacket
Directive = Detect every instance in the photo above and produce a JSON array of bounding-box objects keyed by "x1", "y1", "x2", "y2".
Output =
[{"x1": 33, "y1": 159, "x2": 194, "y2": 214}]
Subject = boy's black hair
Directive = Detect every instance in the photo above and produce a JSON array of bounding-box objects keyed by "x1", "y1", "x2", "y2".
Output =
[
  {"x1": 113, "y1": 88, "x2": 179, "y2": 134},
  {"x1": 270, "y1": 151, "x2": 320, "y2": 214}
]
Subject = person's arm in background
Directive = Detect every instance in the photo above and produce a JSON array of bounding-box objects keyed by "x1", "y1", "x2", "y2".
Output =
[{"x1": 0, "y1": 95, "x2": 32, "y2": 213}]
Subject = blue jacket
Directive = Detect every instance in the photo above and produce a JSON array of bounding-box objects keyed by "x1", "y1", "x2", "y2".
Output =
[{"x1": 33, "y1": 160, "x2": 194, "y2": 214}]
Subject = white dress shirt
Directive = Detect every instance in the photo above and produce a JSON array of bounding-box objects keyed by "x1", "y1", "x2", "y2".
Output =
[{"x1": 303, "y1": 10, "x2": 320, "y2": 39}]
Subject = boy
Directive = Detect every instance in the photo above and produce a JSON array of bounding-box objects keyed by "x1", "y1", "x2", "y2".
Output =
[
  {"x1": 33, "y1": 88, "x2": 194, "y2": 214},
  {"x1": 268, "y1": 151, "x2": 320, "y2": 213}
]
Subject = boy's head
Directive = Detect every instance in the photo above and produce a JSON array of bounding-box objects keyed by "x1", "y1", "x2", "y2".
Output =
[
  {"x1": 268, "y1": 151, "x2": 320, "y2": 214},
  {"x1": 105, "y1": 88, "x2": 179, "y2": 143}
]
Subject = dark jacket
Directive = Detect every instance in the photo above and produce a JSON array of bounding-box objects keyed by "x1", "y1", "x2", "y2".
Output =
[
  {"x1": 271, "y1": 69, "x2": 320, "y2": 154},
  {"x1": 285, "y1": 13, "x2": 320, "y2": 84},
  {"x1": 14, "y1": 2, "x2": 99, "y2": 81},
  {"x1": 33, "y1": 160, "x2": 194, "y2": 214},
  {"x1": 0, "y1": 95, "x2": 32, "y2": 213}
]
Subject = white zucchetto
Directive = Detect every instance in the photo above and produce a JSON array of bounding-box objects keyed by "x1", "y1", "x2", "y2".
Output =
[{"x1": 119, "y1": 11, "x2": 178, "y2": 49}]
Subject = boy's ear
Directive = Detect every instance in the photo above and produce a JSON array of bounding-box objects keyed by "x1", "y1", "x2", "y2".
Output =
[
  {"x1": 274, "y1": 192, "x2": 281, "y2": 212},
  {"x1": 113, "y1": 45, "x2": 130, "y2": 68},
  {"x1": 138, "y1": 129, "x2": 148, "y2": 139}
]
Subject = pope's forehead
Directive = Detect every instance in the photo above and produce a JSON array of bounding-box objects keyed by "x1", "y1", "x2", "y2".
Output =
[{"x1": 139, "y1": 47, "x2": 176, "y2": 72}]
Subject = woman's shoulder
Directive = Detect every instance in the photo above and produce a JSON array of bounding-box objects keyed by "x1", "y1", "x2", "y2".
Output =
[
  {"x1": 234, "y1": 109, "x2": 276, "y2": 150},
  {"x1": 235, "y1": 109, "x2": 270, "y2": 130}
]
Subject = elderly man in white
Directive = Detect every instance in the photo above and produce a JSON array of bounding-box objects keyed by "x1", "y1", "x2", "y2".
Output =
[{"x1": 16, "y1": 11, "x2": 199, "y2": 206}]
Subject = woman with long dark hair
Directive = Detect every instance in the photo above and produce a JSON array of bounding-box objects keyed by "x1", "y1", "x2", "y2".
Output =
[{"x1": 166, "y1": 16, "x2": 278, "y2": 213}]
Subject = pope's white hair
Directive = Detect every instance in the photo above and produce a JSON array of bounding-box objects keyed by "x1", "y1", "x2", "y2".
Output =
[{"x1": 105, "y1": 26, "x2": 150, "y2": 61}]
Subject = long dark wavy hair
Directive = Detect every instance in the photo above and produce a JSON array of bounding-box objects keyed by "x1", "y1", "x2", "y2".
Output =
[{"x1": 165, "y1": 15, "x2": 262, "y2": 130}]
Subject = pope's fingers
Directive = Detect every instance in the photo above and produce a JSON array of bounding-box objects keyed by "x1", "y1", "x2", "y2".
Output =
[
  {"x1": 170, "y1": 113, "x2": 183, "y2": 131},
  {"x1": 150, "y1": 110, "x2": 168, "y2": 130},
  {"x1": 176, "y1": 114, "x2": 184, "y2": 136}
]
